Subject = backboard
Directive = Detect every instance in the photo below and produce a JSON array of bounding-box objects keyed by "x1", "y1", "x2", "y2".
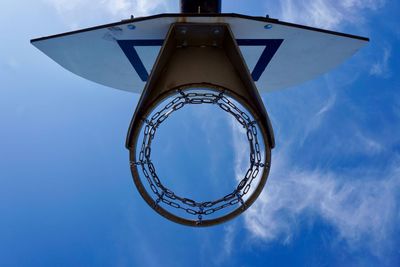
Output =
[{"x1": 31, "y1": 13, "x2": 368, "y2": 93}]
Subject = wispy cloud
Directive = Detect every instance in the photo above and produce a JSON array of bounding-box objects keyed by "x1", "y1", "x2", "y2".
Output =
[
  {"x1": 270, "y1": 0, "x2": 385, "y2": 29},
  {"x1": 1, "y1": 57, "x2": 20, "y2": 73},
  {"x1": 354, "y1": 130, "x2": 384, "y2": 154},
  {"x1": 370, "y1": 46, "x2": 392, "y2": 78},
  {"x1": 300, "y1": 90, "x2": 336, "y2": 146},
  {"x1": 42, "y1": 0, "x2": 175, "y2": 29},
  {"x1": 223, "y1": 224, "x2": 236, "y2": 256},
  {"x1": 229, "y1": 116, "x2": 250, "y2": 183},
  {"x1": 214, "y1": 223, "x2": 237, "y2": 265},
  {"x1": 244, "y1": 148, "x2": 399, "y2": 255},
  {"x1": 101, "y1": 0, "x2": 174, "y2": 17}
]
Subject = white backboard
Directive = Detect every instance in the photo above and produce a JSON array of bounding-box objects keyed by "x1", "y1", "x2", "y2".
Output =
[{"x1": 31, "y1": 14, "x2": 368, "y2": 93}]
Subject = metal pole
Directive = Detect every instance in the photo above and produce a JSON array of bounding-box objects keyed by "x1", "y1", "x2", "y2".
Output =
[{"x1": 180, "y1": 0, "x2": 221, "y2": 14}]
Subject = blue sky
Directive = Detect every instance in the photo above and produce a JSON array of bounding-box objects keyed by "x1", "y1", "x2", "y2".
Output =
[{"x1": 1, "y1": 0, "x2": 399, "y2": 266}]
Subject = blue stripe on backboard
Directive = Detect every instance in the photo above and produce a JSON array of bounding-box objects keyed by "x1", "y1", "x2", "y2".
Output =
[
  {"x1": 117, "y1": 40, "x2": 164, "y2": 81},
  {"x1": 236, "y1": 39, "x2": 283, "y2": 81},
  {"x1": 117, "y1": 39, "x2": 283, "y2": 82}
]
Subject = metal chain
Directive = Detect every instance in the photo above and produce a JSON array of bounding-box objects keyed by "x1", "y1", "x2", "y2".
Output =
[{"x1": 131, "y1": 89, "x2": 268, "y2": 221}]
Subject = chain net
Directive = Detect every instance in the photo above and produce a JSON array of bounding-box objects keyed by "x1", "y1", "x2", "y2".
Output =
[{"x1": 131, "y1": 88, "x2": 268, "y2": 224}]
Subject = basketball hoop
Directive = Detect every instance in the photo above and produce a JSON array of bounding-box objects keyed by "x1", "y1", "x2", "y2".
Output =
[{"x1": 128, "y1": 84, "x2": 271, "y2": 226}]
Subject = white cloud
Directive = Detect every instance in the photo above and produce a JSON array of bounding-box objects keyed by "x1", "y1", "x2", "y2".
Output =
[
  {"x1": 370, "y1": 46, "x2": 392, "y2": 78},
  {"x1": 354, "y1": 130, "x2": 384, "y2": 154},
  {"x1": 223, "y1": 224, "x2": 236, "y2": 256},
  {"x1": 229, "y1": 116, "x2": 249, "y2": 183},
  {"x1": 341, "y1": 0, "x2": 385, "y2": 9},
  {"x1": 1, "y1": 57, "x2": 19, "y2": 72},
  {"x1": 213, "y1": 223, "x2": 239, "y2": 266},
  {"x1": 42, "y1": 0, "x2": 175, "y2": 29},
  {"x1": 43, "y1": 0, "x2": 80, "y2": 13},
  {"x1": 101, "y1": 0, "x2": 174, "y2": 17},
  {"x1": 300, "y1": 91, "x2": 336, "y2": 146},
  {"x1": 243, "y1": 147, "x2": 399, "y2": 255},
  {"x1": 273, "y1": 0, "x2": 385, "y2": 29}
]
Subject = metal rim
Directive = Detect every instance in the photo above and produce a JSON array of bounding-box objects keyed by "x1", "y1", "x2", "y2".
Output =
[{"x1": 128, "y1": 83, "x2": 271, "y2": 227}]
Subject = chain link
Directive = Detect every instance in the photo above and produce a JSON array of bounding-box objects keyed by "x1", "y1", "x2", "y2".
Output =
[{"x1": 131, "y1": 89, "x2": 268, "y2": 221}]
